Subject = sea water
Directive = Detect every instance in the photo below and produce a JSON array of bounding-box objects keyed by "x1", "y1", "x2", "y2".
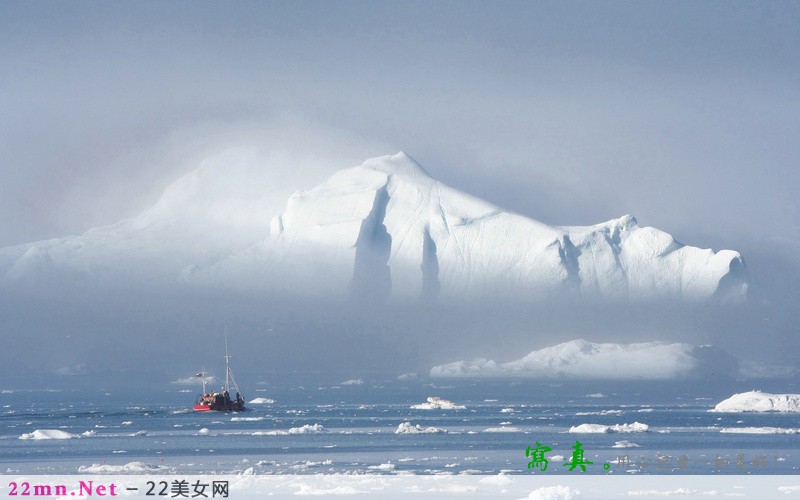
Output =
[{"x1": 1, "y1": 380, "x2": 798, "y2": 475}]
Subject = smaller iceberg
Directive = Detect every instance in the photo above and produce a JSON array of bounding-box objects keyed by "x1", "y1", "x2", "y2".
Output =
[
  {"x1": 711, "y1": 391, "x2": 800, "y2": 413},
  {"x1": 19, "y1": 429, "x2": 77, "y2": 440}
]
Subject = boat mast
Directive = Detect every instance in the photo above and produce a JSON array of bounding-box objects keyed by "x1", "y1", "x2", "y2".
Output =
[{"x1": 224, "y1": 334, "x2": 231, "y2": 393}]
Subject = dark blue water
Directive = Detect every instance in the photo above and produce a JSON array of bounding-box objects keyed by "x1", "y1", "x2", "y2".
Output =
[{"x1": 1, "y1": 380, "x2": 798, "y2": 475}]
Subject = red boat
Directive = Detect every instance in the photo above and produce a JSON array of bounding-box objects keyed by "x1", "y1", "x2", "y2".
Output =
[{"x1": 193, "y1": 341, "x2": 245, "y2": 412}]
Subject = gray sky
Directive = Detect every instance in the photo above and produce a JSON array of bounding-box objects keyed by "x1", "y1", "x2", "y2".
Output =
[
  {"x1": 1, "y1": 1, "x2": 800, "y2": 379},
  {"x1": 2, "y1": 1, "x2": 798, "y2": 252}
]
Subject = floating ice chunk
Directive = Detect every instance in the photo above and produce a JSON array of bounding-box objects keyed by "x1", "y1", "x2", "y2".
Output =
[
  {"x1": 719, "y1": 427, "x2": 799, "y2": 434},
  {"x1": 295, "y1": 484, "x2": 361, "y2": 495},
  {"x1": 198, "y1": 428, "x2": 210, "y2": 435},
  {"x1": 253, "y1": 424, "x2": 328, "y2": 436},
  {"x1": 483, "y1": 426, "x2": 523, "y2": 433},
  {"x1": 711, "y1": 391, "x2": 800, "y2": 413},
  {"x1": 367, "y1": 462, "x2": 395, "y2": 471},
  {"x1": 395, "y1": 422, "x2": 446, "y2": 434},
  {"x1": 522, "y1": 485, "x2": 579, "y2": 500},
  {"x1": 569, "y1": 422, "x2": 649, "y2": 433},
  {"x1": 410, "y1": 397, "x2": 465, "y2": 410},
  {"x1": 612, "y1": 440, "x2": 641, "y2": 448},
  {"x1": 339, "y1": 378, "x2": 363, "y2": 385},
  {"x1": 81, "y1": 430, "x2": 96, "y2": 437},
  {"x1": 479, "y1": 474, "x2": 513, "y2": 486},
  {"x1": 19, "y1": 429, "x2": 76, "y2": 440},
  {"x1": 248, "y1": 397, "x2": 275, "y2": 404},
  {"x1": 78, "y1": 461, "x2": 169, "y2": 474},
  {"x1": 231, "y1": 416, "x2": 264, "y2": 421}
]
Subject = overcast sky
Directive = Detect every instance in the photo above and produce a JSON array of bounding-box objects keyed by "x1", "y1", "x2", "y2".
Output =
[{"x1": 2, "y1": 1, "x2": 798, "y2": 267}]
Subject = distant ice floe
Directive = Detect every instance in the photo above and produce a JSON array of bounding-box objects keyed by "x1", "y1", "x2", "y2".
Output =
[
  {"x1": 628, "y1": 489, "x2": 720, "y2": 497},
  {"x1": 367, "y1": 463, "x2": 395, "y2": 471},
  {"x1": 19, "y1": 429, "x2": 77, "y2": 440},
  {"x1": 339, "y1": 378, "x2": 364, "y2": 385},
  {"x1": 569, "y1": 422, "x2": 649, "y2": 433},
  {"x1": 484, "y1": 426, "x2": 523, "y2": 433},
  {"x1": 253, "y1": 424, "x2": 327, "y2": 436},
  {"x1": 78, "y1": 462, "x2": 169, "y2": 474},
  {"x1": 522, "y1": 485, "x2": 578, "y2": 500},
  {"x1": 410, "y1": 397, "x2": 465, "y2": 410},
  {"x1": 198, "y1": 428, "x2": 210, "y2": 435},
  {"x1": 612, "y1": 440, "x2": 641, "y2": 448},
  {"x1": 719, "y1": 427, "x2": 799, "y2": 434},
  {"x1": 711, "y1": 391, "x2": 800, "y2": 413},
  {"x1": 81, "y1": 430, "x2": 96, "y2": 437},
  {"x1": 231, "y1": 416, "x2": 264, "y2": 421},
  {"x1": 395, "y1": 422, "x2": 446, "y2": 434},
  {"x1": 430, "y1": 339, "x2": 788, "y2": 380},
  {"x1": 248, "y1": 397, "x2": 275, "y2": 404}
]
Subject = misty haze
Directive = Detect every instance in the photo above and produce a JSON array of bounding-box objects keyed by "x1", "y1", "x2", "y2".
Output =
[{"x1": 1, "y1": 1, "x2": 799, "y2": 484}]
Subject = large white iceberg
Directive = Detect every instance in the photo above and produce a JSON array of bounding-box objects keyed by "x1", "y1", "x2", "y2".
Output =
[
  {"x1": 0, "y1": 152, "x2": 748, "y2": 303},
  {"x1": 430, "y1": 339, "x2": 778, "y2": 380},
  {"x1": 711, "y1": 391, "x2": 800, "y2": 413}
]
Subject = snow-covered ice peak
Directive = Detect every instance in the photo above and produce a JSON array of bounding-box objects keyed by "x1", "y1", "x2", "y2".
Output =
[
  {"x1": 361, "y1": 152, "x2": 432, "y2": 179},
  {"x1": 0, "y1": 151, "x2": 749, "y2": 303}
]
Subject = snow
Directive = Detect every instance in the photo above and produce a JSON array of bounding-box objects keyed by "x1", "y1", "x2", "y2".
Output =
[
  {"x1": 568, "y1": 422, "x2": 649, "y2": 433},
  {"x1": 430, "y1": 339, "x2": 775, "y2": 380},
  {"x1": 410, "y1": 397, "x2": 465, "y2": 410},
  {"x1": 248, "y1": 397, "x2": 275, "y2": 404},
  {"x1": 711, "y1": 391, "x2": 800, "y2": 413},
  {"x1": 0, "y1": 152, "x2": 748, "y2": 303},
  {"x1": 19, "y1": 429, "x2": 77, "y2": 440},
  {"x1": 395, "y1": 422, "x2": 446, "y2": 434}
]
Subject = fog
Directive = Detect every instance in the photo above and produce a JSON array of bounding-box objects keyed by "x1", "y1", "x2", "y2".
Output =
[{"x1": 1, "y1": 2, "x2": 798, "y2": 387}]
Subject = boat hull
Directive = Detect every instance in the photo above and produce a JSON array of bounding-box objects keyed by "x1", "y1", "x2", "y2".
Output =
[{"x1": 193, "y1": 402, "x2": 244, "y2": 412}]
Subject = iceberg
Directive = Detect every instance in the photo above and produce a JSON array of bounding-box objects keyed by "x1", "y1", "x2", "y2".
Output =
[
  {"x1": 711, "y1": 391, "x2": 800, "y2": 413},
  {"x1": 0, "y1": 152, "x2": 747, "y2": 303},
  {"x1": 431, "y1": 339, "x2": 782, "y2": 380}
]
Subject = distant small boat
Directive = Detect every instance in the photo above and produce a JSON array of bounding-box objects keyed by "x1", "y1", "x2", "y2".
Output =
[{"x1": 193, "y1": 339, "x2": 245, "y2": 412}]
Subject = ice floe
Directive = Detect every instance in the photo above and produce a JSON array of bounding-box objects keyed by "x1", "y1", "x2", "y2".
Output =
[
  {"x1": 410, "y1": 397, "x2": 465, "y2": 410},
  {"x1": 395, "y1": 422, "x2": 446, "y2": 434},
  {"x1": 19, "y1": 429, "x2": 77, "y2": 440},
  {"x1": 78, "y1": 462, "x2": 169, "y2": 474},
  {"x1": 253, "y1": 424, "x2": 328, "y2": 436},
  {"x1": 569, "y1": 422, "x2": 649, "y2": 433}
]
